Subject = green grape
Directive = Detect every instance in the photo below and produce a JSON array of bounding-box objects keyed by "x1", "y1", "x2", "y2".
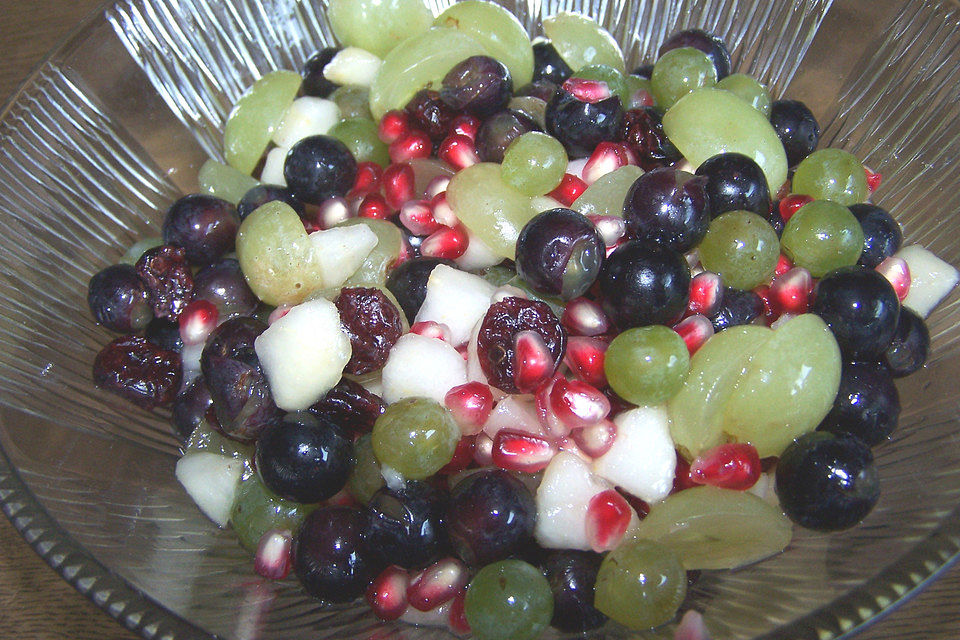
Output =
[
  {"x1": 347, "y1": 433, "x2": 384, "y2": 504},
  {"x1": 338, "y1": 217, "x2": 402, "y2": 288},
  {"x1": 791, "y1": 148, "x2": 869, "y2": 206},
  {"x1": 542, "y1": 12, "x2": 625, "y2": 73},
  {"x1": 716, "y1": 73, "x2": 771, "y2": 117},
  {"x1": 434, "y1": 0, "x2": 535, "y2": 87},
  {"x1": 328, "y1": 118, "x2": 389, "y2": 166},
  {"x1": 662, "y1": 88, "x2": 788, "y2": 193},
  {"x1": 328, "y1": 0, "x2": 433, "y2": 58},
  {"x1": 651, "y1": 47, "x2": 717, "y2": 109},
  {"x1": 224, "y1": 71, "x2": 302, "y2": 175},
  {"x1": 634, "y1": 486, "x2": 792, "y2": 570},
  {"x1": 500, "y1": 132, "x2": 568, "y2": 196},
  {"x1": 572, "y1": 165, "x2": 644, "y2": 217},
  {"x1": 185, "y1": 418, "x2": 255, "y2": 465},
  {"x1": 624, "y1": 75, "x2": 654, "y2": 109},
  {"x1": 605, "y1": 326, "x2": 690, "y2": 406},
  {"x1": 698, "y1": 210, "x2": 779, "y2": 290},
  {"x1": 197, "y1": 159, "x2": 259, "y2": 204},
  {"x1": 372, "y1": 397, "x2": 459, "y2": 479},
  {"x1": 480, "y1": 264, "x2": 516, "y2": 287},
  {"x1": 719, "y1": 314, "x2": 841, "y2": 457},
  {"x1": 594, "y1": 538, "x2": 686, "y2": 630},
  {"x1": 120, "y1": 236, "x2": 163, "y2": 265},
  {"x1": 574, "y1": 64, "x2": 627, "y2": 103},
  {"x1": 508, "y1": 96, "x2": 547, "y2": 129},
  {"x1": 447, "y1": 162, "x2": 534, "y2": 260},
  {"x1": 230, "y1": 473, "x2": 316, "y2": 552},
  {"x1": 668, "y1": 325, "x2": 773, "y2": 459},
  {"x1": 331, "y1": 85, "x2": 373, "y2": 120},
  {"x1": 780, "y1": 200, "x2": 864, "y2": 277},
  {"x1": 369, "y1": 28, "x2": 486, "y2": 121},
  {"x1": 464, "y1": 560, "x2": 553, "y2": 640},
  {"x1": 409, "y1": 158, "x2": 456, "y2": 195}
]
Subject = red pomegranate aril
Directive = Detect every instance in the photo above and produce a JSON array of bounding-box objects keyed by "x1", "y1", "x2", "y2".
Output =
[
  {"x1": 315, "y1": 196, "x2": 353, "y2": 229},
  {"x1": 864, "y1": 166, "x2": 882, "y2": 193},
  {"x1": 564, "y1": 336, "x2": 608, "y2": 388},
  {"x1": 424, "y1": 175, "x2": 451, "y2": 199},
  {"x1": 535, "y1": 374, "x2": 570, "y2": 439},
  {"x1": 421, "y1": 224, "x2": 469, "y2": 260},
  {"x1": 512, "y1": 330, "x2": 556, "y2": 394},
  {"x1": 179, "y1": 299, "x2": 219, "y2": 346},
  {"x1": 378, "y1": 109, "x2": 410, "y2": 144},
  {"x1": 572, "y1": 418, "x2": 617, "y2": 458},
  {"x1": 754, "y1": 284, "x2": 776, "y2": 324},
  {"x1": 411, "y1": 320, "x2": 453, "y2": 342},
  {"x1": 549, "y1": 377, "x2": 610, "y2": 430},
  {"x1": 448, "y1": 590, "x2": 471, "y2": 634},
  {"x1": 585, "y1": 489, "x2": 632, "y2": 552},
  {"x1": 351, "y1": 161, "x2": 383, "y2": 195},
  {"x1": 390, "y1": 129, "x2": 432, "y2": 164},
  {"x1": 438, "y1": 134, "x2": 479, "y2": 170},
  {"x1": 689, "y1": 443, "x2": 762, "y2": 490},
  {"x1": 775, "y1": 253, "x2": 793, "y2": 278},
  {"x1": 429, "y1": 192, "x2": 459, "y2": 227},
  {"x1": 267, "y1": 304, "x2": 291, "y2": 324},
  {"x1": 673, "y1": 452, "x2": 698, "y2": 492},
  {"x1": 383, "y1": 162, "x2": 416, "y2": 210},
  {"x1": 673, "y1": 314, "x2": 714, "y2": 355},
  {"x1": 779, "y1": 194, "x2": 813, "y2": 222},
  {"x1": 254, "y1": 529, "x2": 293, "y2": 580},
  {"x1": 548, "y1": 173, "x2": 588, "y2": 206},
  {"x1": 582, "y1": 142, "x2": 630, "y2": 184},
  {"x1": 561, "y1": 297, "x2": 612, "y2": 336},
  {"x1": 407, "y1": 558, "x2": 469, "y2": 612},
  {"x1": 437, "y1": 435, "x2": 476, "y2": 475},
  {"x1": 587, "y1": 214, "x2": 628, "y2": 253},
  {"x1": 617, "y1": 488, "x2": 651, "y2": 519},
  {"x1": 445, "y1": 381, "x2": 494, "y2": 436},
  {"x1": 686, "y1": 271, "x2": 723, "y2": 317},
  {"x1": 449, "y1": 113, "x2": 481, "y2": 140},
  {"x1": 557, "y1": 435, "x2": 592, "y2": 462},
  {"x1": 770, "y1": 266, "x2": 813, "y2": 315},
  {"x1": 366, "y1": 565, "x2": 410, "y2": 621},
  {"x1": 399, "y1": 199, "x2": 443, "y2": 236},
  {"x1": 473, "y1": 431, "x2": 494, "y2": 466},
  {"x1": 561, "y1": 77, "x2": 612, "y2": 103},
  {"x1": 675, "y1": 609, "x2": 711, "y2": 640},
  {"x1": 358, "y1": 192, "x2": 392, "y2": 220},
  {"x1": 491, "y1": 429, "x2": 557, "y2": 473},
  {"x1": 876, "y1": 256, "x2": 911, "y2": 301}
]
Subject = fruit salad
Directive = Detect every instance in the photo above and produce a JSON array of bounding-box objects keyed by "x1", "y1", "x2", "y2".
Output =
[{"x1": 85, "y1": 1, "x2": 960, "y2": 638}]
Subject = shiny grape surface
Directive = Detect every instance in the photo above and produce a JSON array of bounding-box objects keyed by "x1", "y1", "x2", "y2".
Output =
[
  {"x1": 605, "y1": 325, "x2": 690, "y2": 405},
  {"x1": 594, "y1": 538, "x2": 686, "y2": 629},
  {"x1": 781, "y1": 200, "x2": 864, "y2": 277},
  {"x1": 501, "y1": 132, "x2": 567, "y2": 196},
  {"x1": 371, "y1": 397, "x2": 459, "y2": 479},
  {"x1": 464, "y1": 559, "x2": 553, "y2": 640},
  {"x1": 792, "y1": 148, "x2": 868, "y2": 206},
  {"x1": 698, "y1": 210, "x2": 779, "y2": 290},
  {"x1": 651, "y1": 47, "x2": 717, "y2": 108}
]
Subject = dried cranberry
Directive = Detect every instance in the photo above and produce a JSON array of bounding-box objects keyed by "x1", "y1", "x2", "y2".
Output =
[
  {"x1": 93, "y1": 335, "x2": 182, "y2": 409},
  {"x1": 620, "y1": 107, "x2": 681, "y2": 171},
  {"x1": 136, "y1": 245, "x2": 194, "y2": 319},
  {"x1": 477, "y1": 297, "x2": 566, "y2": 393},
  {"x1": 335, "y1": 287, "x2": 404, "y2": 375},
  {"x1": 405, "y1": 89, "x2": 458, "y2": 143},
  {"x1": 310, "y1": 378, "x2": 385, "y2": 436}
]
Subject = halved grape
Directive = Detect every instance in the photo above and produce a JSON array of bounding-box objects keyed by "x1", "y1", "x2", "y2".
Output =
[
  {"x1": 185, "y1": 418, "x2": 254, "y2": 468},
  {"x1": 501, "y1": 132, "x2": 568, "y2": 196},
  {"x1": 605, "y1": 325, "x2": 690, "y2": 405},
  {"x1": 328, "y1": 118, "x2": 390, "y2": 166},
  {"x1": 572, "y1": 165, "x2": 644, "y2": 217},
  {"x1": 198, "y1": 159, "x2": 259, "y2": 204},
  {"x1": 593, "y1": 538, "x2": 686, "y2": 629},
  {"x1": 224, "y1": 71, "x2": 302, "y2": 175},
  {"x1": 780, "y1": 200, "x2": 864, "y2": 277},
  {"x1": 698, "y1": 210, "x2": 779, "y2": 290},
  {"x1": 542, "y1": 12, "x2": 626, "y2": 73},
  {"x1": 716, "y1": 73, "x2": 771, "y2": 117},
  {"x1": 371, "y1": 397, "x2": 459, "y2": 479},
  {"x1": 791, "y1": 148, "x2": 869, "y2": 206},
  {"x1": 328, "y1": 0, "x2": 433, "y2": 58},
  {"x1": 651, "y1": 47, "x2": 717, "y2": 109},
  {"x1": 231, "y1": 473, "x2": 316, "y2": 552}
]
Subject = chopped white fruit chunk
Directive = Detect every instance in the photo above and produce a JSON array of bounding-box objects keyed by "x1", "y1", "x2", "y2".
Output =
[
  {"x1": 255, "y1": 298, "x2": 352, "y2": 410},
  {"x1": 897, "y1": 244, "x2": 960, "y2": 318},
  {"x1": 323, "y1": 47, "x2": 383, "y2": 87},
  {"x1": 175, "y1": 452, "x2": 244, "y2": 527},
  {"x1": 414, "y1": 264, "x2": 497, "y2": 346},
  {"x1": 381, "y1": 333, "x2": 467, "y2": 404},
  {"x1": 455, "y1": 228, "x2": 502, "y2": 271},
  {"x1": 272, "y1": 97, "x2": 341, "y2": 149},
  {"x1": 260, "y1": 146, "x2": 288, "y2": 185},
  {"x1": 308, "y1": 223, "x2": 379, "y2": 289},
  {"x1": 483, "y1": 395, "x2": 544, "y2": 438},
  {"x1": 592, "y1": 406, "x2": 676, "y2": 503}
]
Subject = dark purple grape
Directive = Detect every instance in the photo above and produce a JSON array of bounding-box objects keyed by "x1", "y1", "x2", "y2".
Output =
[
  {"x1": 93, "y1": 335, "x2": 181, "y2": 409},
  {"x1": 883, "y1": 306, "x2": 930, "y2": 377},
  {"x1": 237, "y1": 184, "x2": 305, "y2": 221},
  {"x1": 598, "y1": 240, "x2": 690, "y2": 329},
  {"x1": 769, "y1": 100, "x2": 820, "y2": 167},
  {"x1": 446, "y1": 469, "x2": 536, "y2": 566},
  {"x1": 200, "y1": 317, "x2": 282, "y2": 441},
  {"x1": 540, "y1": 550, "x2": 607, "y2": 633},
  {"x1": 620, "y1": 107, "x2": 681, "y2": 171},
  {"x1": 87, "y1": 264, "x2": 153, "y2": 333},
  {"x1": 546, "y1": 89, "x2": 623, "y2": 159},
  {"x1": 631, "y1": 64, "x2": 654, "y2": 79},
  {"x1": 171, "y1": 375, "x2": 213, "y2": 439},
  {"x1": 192, "y1": 258, "x2": 259, "y2": 320},
  {"x1": 516, "y1": 80, "x2": 558, "y2": 103},
  {"x1": 812, "y1": 266, "x2": 900, "y2": 360},
  {"x1": 818, "y1": 362, "x2": 900, "y2": 447},
  {"x1": 765, "y1": 203, "x2": 786, "y2": 238},
  {"x1": 136, "y1": 245, "x2": 194, "y2": 320},
  {"x1": 310, "y1": 378, "x2": 385, "y2": 437},
  {"x1": 532, "y1": 41, "x2": 573, "y2": 85},
  {"x1": 365, "y1": 481, "x2": 448, "y2": 569},
  {"x1": 516, "y1": 208, "x2": 605, "y2": 300},
  {"x1": 162, "y1": 194, "x2": 239, "y2": 266},
  {"x1": 284, "y1": 135, "x2": 357, "y2": 205},
  {"x1": 709, "y1": 287, "x2": 764, "y2": 332},
  {"x1": 622, "y1": 167, "x2": 711, "y2": 252},
  {"x1": 658, "y1": 29, "x2": 731, "y2": 80},
  {"x1": 476, "y1": 109, "x2": 539, "y2": 163},
  {"x1": 301, "y1": 47, "x2": 340, "y2": 98},
  {"x1": 144, "y1": 318, "x2": 183, "y2": 352},
  {"x1": 335, "y1": 287, "x2": 404, "y2": 375},
  {"x1": 255, "y1": 411, "x2": 354, "y2": 503},
  {"x1": 441, "y1": 55, "x2": 513, "y2": 118},
  {"x1": 293, "y1": 506, "x2": 378, "y2": 602},
  {"x1": 405, "y1": 89, "x2": 459, "y2": 143},
  {"x1": 775, "y1": 432, "x2": 879, "y2": 531},
  {"x1": 695, "y1": 152, "x2": 771, "y2": 218},
  {"x1": 385, "y1": 257, "x2": 454, "y2": 323},
  {"x1": 848, "y1": 203, "x2": 903, "y2": 269}
]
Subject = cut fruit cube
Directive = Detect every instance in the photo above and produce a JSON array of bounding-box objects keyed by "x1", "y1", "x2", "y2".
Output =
[
  {"x1": 381, "y1": 333, "x2": 468, "y2": 404},
  {"x1": 323, "y1": 47, "x2": 383, "y2": 87},
  {"x1": 896, "y1": 244, "x2": 960, "y2": 318},
  {"x1": 272, "y1": 97, "x2": 341, "y2": 149},
  {"x1": 259, "y1": 147, "x2": 288, "y2": 186},
  {"x1": 414, "y1": 264, "x2": 497, "y2": 346},
  {"x1": 592, "y1": 406, "x2": 676, "y2": 503},
  {"x1": 175, "y1": 452, "x2": 245, "y2": 527}
]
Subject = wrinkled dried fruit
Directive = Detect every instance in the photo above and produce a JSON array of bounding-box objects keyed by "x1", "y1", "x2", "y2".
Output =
[
  {"x1": 136, "y1": 244, "x2": 194, "y2": 319},
  {"x1": 93, "y1": 335, "x2": 182, "y2": 409},
  {"x1": 336, "y1": 287, "x2": 405, "y2": 375}
]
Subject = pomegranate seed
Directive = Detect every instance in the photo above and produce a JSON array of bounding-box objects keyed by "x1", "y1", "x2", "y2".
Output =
[
  {"x1": 864, "y1": 165, "x2": 882, "y2": 193},
  {"x1": 557, "y1": 435, "x2": 592, "y2": 462},
  {"x1": 267, "y1": 304, "x2": 291, "y2": 324},
  {"x1": 390, "y1": 129, "x2": 432, "y2": 164},
  {"x1": 366, "y1": 565, "x2": 410, "y2": 621},
  {"x1": 445, "y1": 381, "x2": 494, "y2": 436},
  {"x1": 549, "y1": 377, "x2": 610, "y2": 430},
  {"x1": 448, "y1": 590, "x2": 471, "y2": 634},
  {"x1": 491, "y1": 429, "x2": 557, "y2": 473},
  {"x1": 378, "y1": 109, "x2": 410, "y2": 144},
  {"x1": 438, "y1": 134, "x2": 479, "y2": 170},
  {"x1": 690, "y1": 443, "x2": 761, "y2": 490},
  {"x1": 629, "y1": 88, "x2": 655, "y2": 108},
  {"x1": 351, "y1": 161, "x2": 383, "y2": 196},
  {"x1": 325, "y1": 486, "x2": 357, "y2": 507},
  {"x1": 382, "y1": 162, "x2": 416, "y2": 210},
  {"x1": 535, "y1": 374, "x2": 570, "y2": 439},
  {"x1": 315, "y1": 196, "x2": 353, "y2": 229},
  {"x1": 448, "y1": 114, "x2": 481, "y2": 140},
  {"x1": 686, "y1": 271, "x2": 723, "y2": 317},
  {"x1": 253, "y1": 529, "x2": 293, "y2": 580},
  {"x1": 473, "y1": 431, "x2": 494, "y2": 466},
  {"x1": 617, "y1": 488, "x2": 651, "y2": 519},
  {"x1": 587, "y1": 214, "x2": 627, "y2": 253},
  {"x1": 512, "y1": 330, "x2": 557, "y2": 394},
  {"x1": 673, "y1": 314, "x2": 714, "y2": 355},
  {"x1": 179, "y1": 299, "x2": 219, "y2": 346},
  {"x1": 561, "y1": 297, "x2": 612, "y2": 336},
  {"x1": 564, "y1": 336, "x2": 608, "y2": 388},
  {"x1": 582, "y1": 142, "x2": 630, "y2": 184},
  {"x1": 424, "y1": 175, "x2": 451, "y2": 199},
  {"x1": 358, "y1": 192, "x2": 392, "y2": 220},
  {"x1": 876, "y1": 256, "x2": 911, "y2": 301},
  {"x1": 399, "y1": 199, "x2": 443, "y2": 236},
  {"x1": 561, "y1": 77, "x2": 612, "y2": 103},
  {"x1": 770, "y1": 267, "x2": 813, "y2": 315},
  {"x1": 754, "y1": 284, "x2": 776, "y2": 324},
  {"x1": 673, "y1": 452, "x2": 698, "y2": 492},
  {"x1": 775, "y1": 180, "x2": 792, "y2": 201},
  {"x1": 437, "y1": 435, "x2": 476, "y2": 475},
  {"x1": 778, "y1": 194, "x2": 813, "y2": 222},
  {"x1": 572, "y1": 418, "x2": 617, "y2": 458},
  {"x1": 429, "y1": 191, "x2": 459, "y2": 227},
  {"x1": 411, "y1": 320, "x2": 453, "y2": 342},
  {"x1": 421, "y1": 224, "x2": 469, "y2": 260},
  {"x1": 407, "y1": 558, "x2": 469, "y2": 611},
  {"x1": 548, "y1": 173, "x2": 588, "y2": 206},
  {"x1": 675, "y1": 609, "x2": 711, "y2": 640},
  {"x1": 775, "y1": 253, "x2": 793, "y2": 278},
  {"x1": 585, "y1": 489, "x2": 632, "y2": 552}
]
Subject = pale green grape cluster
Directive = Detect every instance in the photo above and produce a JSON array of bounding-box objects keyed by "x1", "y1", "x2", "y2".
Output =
[
  {"x1": 501, "y1": 132, "x2": 568, "y2": 196},
  {"x1": 698, "y1": 210, "x2": 780, "y2": 290},
  {"x1": 717, "y1": 73, "x2": 771, "y2": 116},
  {"x1": 327, "y1": 0, "x2": 433, "y2": 58},
  {"x1": 223, "y1": 71, "x2": 302, "y2": 175},
  {"x1": 541, "y1": 12, "x2": 625, "y2": 72}
]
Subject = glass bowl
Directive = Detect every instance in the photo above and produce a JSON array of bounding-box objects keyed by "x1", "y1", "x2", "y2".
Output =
[{"x1": 1, "y1": 0, "x2": 959, "y2": 638}]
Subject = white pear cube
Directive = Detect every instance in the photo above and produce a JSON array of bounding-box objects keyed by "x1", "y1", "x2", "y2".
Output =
[
  {"x1": 896, "y1": 244, "x2": 959, "y2": 318},
  {"x1": 414, "y1": 264, "x2": 497, "y2": 346},
  {"x1": 381, "y1": 333, "x2": 467, "y2": 404},
  {"x1": 592, "y1": 406, "x2": 677, "y2": 503},
  {"x1": 272, "y1": 97, "x2": 341, "y2": 148},
  {"x1": 260, "y1": 146, "x2": 288, "y2": 185},
  {"x1": 323, "y1": 47, "x2": 383, "y2": 87},
  {"x1": 455, "y1": 228, "x2": 502, "y2": 271},
  {"x1": 175, "y1": 452, "x2": 245, "y2": 527},
  {"x1": 255, "y1": 298, "x2": 352, "y2": 410},
  {"x1": 483, "y1": 395, "x2": 544, "y2": 438},
  {"x1": 308, "y1": 223, "x2": 379, "y2": 289}
]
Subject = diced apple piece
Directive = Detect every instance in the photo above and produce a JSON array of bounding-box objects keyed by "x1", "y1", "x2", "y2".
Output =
[
  {"x1": 308, "y1": 223, "x2": 379, "y2": 289},
  {"x1": 224, "y1": 70, "x2": 302, "y2": 175},
  {"x1": 414, "y1": 264, "x2": 497, "y2": 346},
  {"x1": 175, "y1": 452, "x2": 245, "y2": 527},
  {"x1": 255, "y1": 298, "x2": 352, "y2": 410},
  {"x1": 323, "y1": 47, "x2": 383, "y2": 87},
  {"x1": 592, "y1": 406, "x2": 676, "y2": 503},
  {"x1": 381, "y1": 333, "x2": 468, "y2": 404},
  {"x1": 272, "y1": 97, "x2": 341, "y2": 149},
  {"x1": 483, "y1": 395, "x2": 544, "y2": 438},
  {"x1": 260, "y1": 146, "x2": 288, "y2": 185},
  {"x1": 455, "y1": 228, "x2": 502, "y2": 271},
  {"x1": 897, "y1": 244, "x2": 960, "y2": 318}
]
